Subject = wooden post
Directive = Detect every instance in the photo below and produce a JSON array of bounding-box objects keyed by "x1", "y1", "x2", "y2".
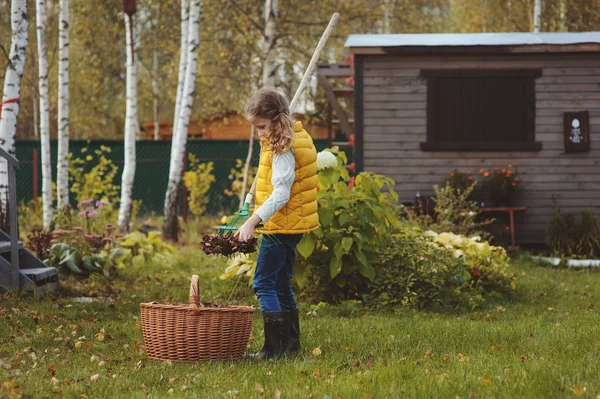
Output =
[
  {"x1": 327, "y1": 103, "x2": 333, "y2": 147},
  {"x1": 33, "y1": 148, "x2": 38, "y2": 213}
]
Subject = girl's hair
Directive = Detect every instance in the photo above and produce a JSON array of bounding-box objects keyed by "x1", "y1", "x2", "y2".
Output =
[{"x1": 244, "y1": 88, "x2": 295, "y2": 155}]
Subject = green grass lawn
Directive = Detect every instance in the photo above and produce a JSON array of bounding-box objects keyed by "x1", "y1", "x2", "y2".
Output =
[{"x1": 1, "y1": 250, "x2": 600, "y2": 398}]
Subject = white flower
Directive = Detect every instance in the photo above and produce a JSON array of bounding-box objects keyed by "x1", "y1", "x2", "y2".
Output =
[
  {"x1": 317, "y1": 151, "x2": 337, "y2": 171},
  {"x1": 424, "y1": 230, "x2": 438, "y2": 238},
  {"x1": 449, "y1": 234, "x2": 464, "y2": 246},
  {"x1": 468, "y1": 211, "x2": 475, "y2": 217},
  {"x1": 453, "y1": 249, "x2": 464, "y2": 258}
]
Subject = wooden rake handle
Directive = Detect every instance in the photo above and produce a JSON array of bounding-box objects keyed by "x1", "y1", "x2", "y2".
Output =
[{"x1": 289, "y1": 12, "x2": 340, "y2": 113}]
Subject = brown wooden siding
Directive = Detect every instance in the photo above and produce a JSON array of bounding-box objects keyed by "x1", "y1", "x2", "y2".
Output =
[{"x1": 361, "y1": 54, "x2": 600, "y2": 243}]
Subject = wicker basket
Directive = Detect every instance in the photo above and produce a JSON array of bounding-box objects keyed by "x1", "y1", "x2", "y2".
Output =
[{"x1": 140, "y1": 275, "x2": 255, "y2": 362}]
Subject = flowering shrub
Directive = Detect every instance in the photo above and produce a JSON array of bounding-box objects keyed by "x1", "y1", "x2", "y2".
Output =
[
  {"x1": 444, "y1": 169, "x2": 475, "y2": 194},
  {"x1": 367, "y1": 227, "x2": 515, "y2": 309},
  {"x1": 316, "y1": 150, "x2": 337, "y2": 171},
  {"x1": 479, "y1": 165, "x2": 522, "y2": 206},
  {"x1": 425, "y1": 231, "x2": 515, "y2": 292}
]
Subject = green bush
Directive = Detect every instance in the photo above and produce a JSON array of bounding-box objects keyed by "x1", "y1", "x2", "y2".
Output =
[
  {"x1": 547, "y1": 207, "x2": 600, "y2": 258},
  {"x1": 367, "y1": 228, "x2": 515, "y2": 310},
  {"x1": 295, "y1": 148, "x2": 399, "y2": 290},
  {"x1": 47, "y1": 230, "x2": 175, "y2": 278}
]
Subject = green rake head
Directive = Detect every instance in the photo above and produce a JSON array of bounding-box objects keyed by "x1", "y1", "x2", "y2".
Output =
[{"x1": 217, "y1": 202, "x2": 251, "y2": 234}]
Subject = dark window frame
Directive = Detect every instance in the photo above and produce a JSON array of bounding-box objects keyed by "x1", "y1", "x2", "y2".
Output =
[{"x1": 420, "y1": 69, "x2": 543, "y2": 152}]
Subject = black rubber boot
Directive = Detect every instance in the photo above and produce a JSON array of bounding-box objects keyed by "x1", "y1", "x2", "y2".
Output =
[
  {"x1": 286, "y1": 308, "x2": 300, "y2": 353},
  {"x1": 249, "y1": 311, "x2": 290, "y2": 360}
]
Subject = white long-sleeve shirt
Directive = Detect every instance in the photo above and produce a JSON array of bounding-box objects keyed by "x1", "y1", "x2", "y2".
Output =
[{"x1": 254, "y1": 150, "x2": 295, "y2": 223}]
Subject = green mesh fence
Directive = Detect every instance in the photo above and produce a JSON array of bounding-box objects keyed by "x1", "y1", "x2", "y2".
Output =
[{"x1": 14, "y1": 139, "x2": 351, "y2": 216}]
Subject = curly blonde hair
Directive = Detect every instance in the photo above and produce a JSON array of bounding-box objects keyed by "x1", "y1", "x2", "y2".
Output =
[{"x1": 244, "y1": 88, "x2": 295, "y2": 155}]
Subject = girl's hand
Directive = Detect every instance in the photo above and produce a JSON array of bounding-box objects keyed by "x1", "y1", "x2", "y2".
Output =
[{"x1": 234, "y1": 214, "x2": 261, "y2": 242}]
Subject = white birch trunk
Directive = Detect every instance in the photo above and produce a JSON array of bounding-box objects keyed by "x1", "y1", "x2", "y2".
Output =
[
  {"x1": 0, "y1": 0, "x2": 28, "y2": 210},
  {"x1": 56, "y1": 0, "x2": 69, "y2": 210},
  {"x1": 118, "y1": 13, "x2": 138, "y2": 233},
  {"x1": 533, "y1": 0, "x2": 542, "y2": 32},
  {"x1": 262, "y1": 0, "x2": 276, "y2": 88},
  {"x1": 172, "y1": 0, "x2": 189, "y2": 142},
  {"x1": 36, "y1": 0, "x2": 53, "y2": 230},
  {"x1": 163, "y1": 0, "x2": 200, "y2": 240}
]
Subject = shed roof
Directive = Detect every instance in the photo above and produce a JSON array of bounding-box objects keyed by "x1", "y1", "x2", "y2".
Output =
[{"x1": 345, "y1": 32, "x2": 600, "y2": 55}]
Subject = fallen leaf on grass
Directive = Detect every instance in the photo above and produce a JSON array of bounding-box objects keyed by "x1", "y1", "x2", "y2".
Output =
[
  {"x1": 312, "y1": 347, "x2": 321, "y2": 356},
  {"x1": 313, "y1": 369, "x2": 320, "y2": 377},
  {"x1": 89, "y1": 374, "x2": 100, "y2": 382},
  {"x1": 572, "y1": 386, "x2": 586, "y2": 396},
  {"x1": 425, "y1": 349, "x2": 433, "y2": 356},
  {"x1": 442, "y1": 354, "x2": 449, "y2": 361},
  {"x1": 274, "y1": 389, "x2": 281, "y2": 399},
  {"x1": 255, "y1": 382, "x2": 264, "y2": 393}
]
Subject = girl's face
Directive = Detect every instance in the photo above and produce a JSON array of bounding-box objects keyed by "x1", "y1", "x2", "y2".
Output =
[{"x1": 249, "y1": 116, "x2": 273, "y2": 139}]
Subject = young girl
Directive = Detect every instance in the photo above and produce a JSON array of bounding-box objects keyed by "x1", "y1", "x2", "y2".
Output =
[{"x1": 234, "y1": 88, "x2": 319, "y2": 360}]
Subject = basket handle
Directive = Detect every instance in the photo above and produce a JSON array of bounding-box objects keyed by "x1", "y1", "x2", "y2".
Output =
[{"x1": 189, "y1": 275, "x2": 203, "y2": 310}]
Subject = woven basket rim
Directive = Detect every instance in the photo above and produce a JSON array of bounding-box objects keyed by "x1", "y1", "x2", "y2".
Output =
[{"x1": 140, "y1": 302, "x2": 256, "y2": 312}]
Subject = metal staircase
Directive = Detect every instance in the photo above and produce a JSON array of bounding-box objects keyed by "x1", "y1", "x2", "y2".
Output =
[{"x1": 0, "y1": 147, "x2": 58, "y2": 295}]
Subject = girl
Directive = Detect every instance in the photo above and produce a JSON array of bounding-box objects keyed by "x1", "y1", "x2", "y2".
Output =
[{"x1": 234, "y1": 88, "x2": 319, "y2": 360}]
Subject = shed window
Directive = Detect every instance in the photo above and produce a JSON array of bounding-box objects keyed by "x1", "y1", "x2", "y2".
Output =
[{"x1": 420, "y1": 69, "x2": 542, "y2": 151}]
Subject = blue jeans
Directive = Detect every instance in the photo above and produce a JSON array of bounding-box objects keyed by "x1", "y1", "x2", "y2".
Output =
[{"x1": 252, "y1": 234, "x2": 303, "y2": 312}]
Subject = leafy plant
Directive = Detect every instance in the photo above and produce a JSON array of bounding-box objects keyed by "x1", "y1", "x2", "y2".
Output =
[
  {"x1": 295, "y1": 148, "x2": 399, "y2": 289},
  {"x1": 429, "y1": 182, "x2": 490, "y2": 237},
  {"x1": 182, "y1": 155, "x2": 216, "y2": 217},
  {"x1": 547, "y1": 203, "x2": 600, "y2": 258},
  {"x1": 110, "y1": 231, "x2": 176, "y2": 269},
  {"x1": 48, "y1": 243, "x2": 106, "y2": 276},
  {"x1": 26, "y1": 228, "x2": 54, "y2": 259}
]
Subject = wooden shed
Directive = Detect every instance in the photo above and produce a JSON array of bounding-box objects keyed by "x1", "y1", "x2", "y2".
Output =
[{"x1": 346, "y1": 32, "x2": 600, "y2": 244}]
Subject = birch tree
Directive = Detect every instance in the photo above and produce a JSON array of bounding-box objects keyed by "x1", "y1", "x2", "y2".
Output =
[
  {"x1": 0, "y1": 0, "x2": 28, "y2": 212},
  {"x1": 35, "y1": 0, "x2": 53, "y2": 230},
  {"x1": 534, "y1": 0, "x2": 542, "y2": 32},
  {"x1": 172, "y1": 0, "x2": 189, "y2": 145},
  {"x1": 56, "y1": 0, "x2": 70, "y2": 211},
  {"x1": 163, "y1": 0, "x2": 201, "y2": 241},
  {"x1": 118, "y1": 0, "x2": 138, "y2": 233}
]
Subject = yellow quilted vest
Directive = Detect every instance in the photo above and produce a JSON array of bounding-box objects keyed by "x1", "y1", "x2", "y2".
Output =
[{"x1": 255, "y1": 121, "x2": 319, "y2": 234}]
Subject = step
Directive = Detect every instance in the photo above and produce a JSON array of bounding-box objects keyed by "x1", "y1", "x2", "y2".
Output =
[
  {"x1": 21, "y1": 267, "x2": 58, "y2": 282},
  {"x1": 0, "y1": 241, "x2": 23, "y2": 253}
]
